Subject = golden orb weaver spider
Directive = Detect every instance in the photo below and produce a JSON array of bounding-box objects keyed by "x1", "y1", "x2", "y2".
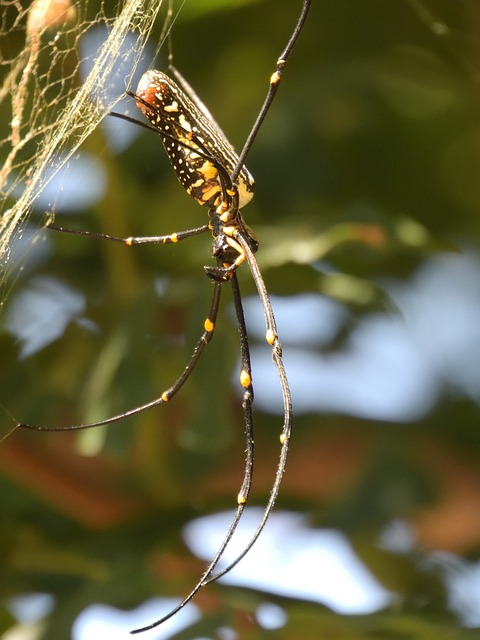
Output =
[{"x1": 18, "y1": 0, "x2": 311, "y2": 633}]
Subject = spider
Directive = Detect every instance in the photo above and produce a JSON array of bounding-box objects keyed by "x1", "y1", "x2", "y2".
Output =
[{"x1": 18, "y1": 0, "x2": 311, "y2": 633}]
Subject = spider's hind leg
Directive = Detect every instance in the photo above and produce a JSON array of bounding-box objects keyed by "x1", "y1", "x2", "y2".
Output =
[{"x1": 130, "y1": 271, "x2": 255, "y2": 634}]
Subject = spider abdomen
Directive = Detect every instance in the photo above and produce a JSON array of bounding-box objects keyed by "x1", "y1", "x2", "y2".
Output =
[{"x1": 135, "y1": 70, "x2": 255, "y2": 209}]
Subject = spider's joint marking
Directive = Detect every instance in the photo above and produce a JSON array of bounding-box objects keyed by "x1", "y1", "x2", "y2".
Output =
[
  {"x1": 240, "y1": 369, "x2": 251, "y2": 388},
  {"x1": 280, "y1": 433, "x2": 289, "y2": 445},
  {"x1": 161, "y1": 391, "x2": 170, "y2": 402},
  {"x1": 266, "y1": 329, "x2": 277, "y2": 345},
  {"x1": 270, "y1": 70, "x2": 281, "y2": 84},
  {"x1": 237, "y1": 492, "x2": 247, "y2": 505},
  {"x1": 204, "y1": 318, "x2": 214, "y2": 332}
]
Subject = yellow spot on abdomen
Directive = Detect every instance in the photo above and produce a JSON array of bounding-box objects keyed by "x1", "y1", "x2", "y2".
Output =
[
  {"x1": 164, "y1": 100, "x2": 179, "y2": 112},
  {"x1": 200, "y1": 160, "x2": 218, "y2": 180}
]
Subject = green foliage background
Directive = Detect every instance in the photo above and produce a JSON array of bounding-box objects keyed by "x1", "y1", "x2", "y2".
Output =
[{"x1": 2, "y1": 0, "x2": 480, "y2": 637}]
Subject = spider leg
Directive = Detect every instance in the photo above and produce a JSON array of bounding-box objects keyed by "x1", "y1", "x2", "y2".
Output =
[
  {"x1": 202, "y1": 230, "x2": 292, "y2": 585},
  {"x1": 194, "y1": 0, "x2": 308, "y2": 577},
  {"x1": 46, "y1": 221, "x2": 209, "y2": 245},
  {"x1": 231, "y1": 0, "x2": 311, "y2": 183},
  {"x1": 18, "y1": 278, "x2": 223, "y2": 431},
  {"x1": 130, "y1": 271, "x2": 255, "y2": 634}
]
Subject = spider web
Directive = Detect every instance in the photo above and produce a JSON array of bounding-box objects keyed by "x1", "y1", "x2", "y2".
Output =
[{"x1": 0, "y1": 0, "x2": 167, "y2": 288}]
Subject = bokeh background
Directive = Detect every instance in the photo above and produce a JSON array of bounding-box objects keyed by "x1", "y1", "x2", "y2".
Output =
[{"x1": 2, "y1": 0, "x2": 480, "y2": 637}]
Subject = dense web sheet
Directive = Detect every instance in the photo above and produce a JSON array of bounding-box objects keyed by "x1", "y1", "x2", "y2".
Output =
[{"x1": 0, "y1": 0, "x2": 166, "y2": 283}]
